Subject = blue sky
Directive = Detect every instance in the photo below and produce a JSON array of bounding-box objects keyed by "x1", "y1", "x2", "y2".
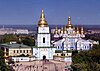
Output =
[{"x1": 0, "y1": 0, "x2": 100, "y2": 25}]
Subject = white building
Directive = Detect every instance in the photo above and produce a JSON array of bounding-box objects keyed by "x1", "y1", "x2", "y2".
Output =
[
  {"x1": 52, "y1": 17, "x2": 93, "y2": 50},
  {"x1": 33, "y1": 10, "x2": 56, "y2": 59},
  {"x1": 33, "y1": 10, "x2": 93, "y2": 60},
  {"x1": 16, "y1": 29, "x2": 29, "y2": 34},
  {"x1": 0, "y1": 28, "x2": 29, "y2": 35},
  {"x1": 0, "y1": 28, "x2": 15, "y2": 35}
]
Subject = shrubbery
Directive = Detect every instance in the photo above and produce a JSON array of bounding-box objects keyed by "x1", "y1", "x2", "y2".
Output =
[{"x1": 72, "y1": 44, "x2": 100, "y2": 71}]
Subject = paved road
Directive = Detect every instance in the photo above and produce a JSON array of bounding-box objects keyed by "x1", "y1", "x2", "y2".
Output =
[{"x1": 12, "y1": 60, "x2": 66, "y2": 71}]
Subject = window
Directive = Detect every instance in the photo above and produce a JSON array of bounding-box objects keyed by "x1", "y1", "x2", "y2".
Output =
[
  {"x1": 23, "y1": 50, "x2": 25, "y2": 53},
  {"x1": 43, "y1": 37, "x2": 45, "y2": 43},
  {"x1": 61, "y1": 54, "x2": 65, "y2": 56},
  {"x1": 6, "y1": 48, "x2": 9, "y2": 52},
  {"x1": 85, "y1": 46, "x2": 86, "y2": 49},
  {"x1": 30, "y1": 50, "x2": 31, "y2": 53},
  {"x1": 14, "y1": 50, "x2": 15, "y2": 53},
  {"x1": 17, "y1": 50, "x2": 18, "y2": 53},
  {"x1": 27, "y1": 50, "x2": 28, "y2": 53},
  {"x1": 58, "y1": 46, "x2": 59, "y2": 49},
  {"x1": 20, "y1": 50, "x2": 22, "y2": 53}
]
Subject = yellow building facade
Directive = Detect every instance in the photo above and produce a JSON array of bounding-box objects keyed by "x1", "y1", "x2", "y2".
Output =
[{"x1": 0, "y1": 43, "x2": 32, "y2": 57}]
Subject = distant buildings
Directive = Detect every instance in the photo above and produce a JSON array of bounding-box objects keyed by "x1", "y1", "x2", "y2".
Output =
[
  {"x1": 87, "y1": 29, "x2": 100, "y2": 34},
  {"x1": 0, "y1": 28, "x2": 29, "y2": 35}
]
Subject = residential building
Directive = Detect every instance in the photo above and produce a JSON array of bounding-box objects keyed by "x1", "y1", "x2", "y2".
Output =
[{"x1": 0, "y1": 43, "x2": 32, "y2": 57}]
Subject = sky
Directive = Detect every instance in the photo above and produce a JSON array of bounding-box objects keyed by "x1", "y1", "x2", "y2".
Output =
[{"x1": 0, "y1": 0, "x2": 100, "y2": 25}]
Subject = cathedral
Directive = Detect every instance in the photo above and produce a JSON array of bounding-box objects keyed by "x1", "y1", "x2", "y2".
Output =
[
  {"x1": 33, "y1": 10, "x2": 93, "y2": 60},
  {"x1": 52, "y1": 16, "x2": 93, "y2": 50}
]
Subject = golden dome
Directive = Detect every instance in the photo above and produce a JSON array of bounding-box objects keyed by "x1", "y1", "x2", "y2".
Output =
[
  {"x1": 81, "y1": 27, "x2": 84, "y2": 34},
  {"x1": 64, "y1": 27, "x2": 67, "y2": 34},
  {"x1": 60, "y1": 27, "x2": 64, "y2": 34},
  {"x1": 38, "y1": 10, "x2": 48, "y2": 27},
  {"x1": 73, "y1": 27, "x2": 76, "y2": 34},
  {"x1": 54, "y1": 26, "x2": 59, "y2": 34},
  {"x1": 76, "y1": 27, "x2": 79, "y2": 34},
  {"x1": 66, "y1": 16, "x2": 73, "y2": 28}
]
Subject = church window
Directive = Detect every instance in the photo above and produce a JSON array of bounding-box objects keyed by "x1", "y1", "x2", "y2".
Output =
[
  {"x1": 85, "y1": 46, "x2": 86, "y2": 49},
  {"x1": 43, "y1": 37, "x2": 45, "y2": 43}
]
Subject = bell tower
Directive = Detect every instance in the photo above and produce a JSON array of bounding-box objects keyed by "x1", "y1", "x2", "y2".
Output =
[{"x1": 37, "y1": 10, "x2": 50, "y2": 47}]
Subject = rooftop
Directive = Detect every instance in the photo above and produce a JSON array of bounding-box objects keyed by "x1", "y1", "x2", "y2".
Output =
[{"x1": 0, "y1": 43, "x2": 30, "y2": 48}]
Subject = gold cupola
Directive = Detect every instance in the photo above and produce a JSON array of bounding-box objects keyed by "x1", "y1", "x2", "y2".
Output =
[
  {"x1": 38, "y1": 10, "x2": 48, "y2": 27},
  {"x1": 73, "y1": 27, "x2": 76, "y2": 34},
  {"x1": 54, "y1": 26, "x2": 59, "y2": 34},
  {"x1": 81, "y1": 26, "x2": 84, "y2": 34},
  {"x1": 66, "y1": 16, "x2": 73, "y2": 28},
  {"x1": 64, "y1": 27, "x2": 67, "y2": 34},
  {"x1": 60, "y1": 27, "x2": 64, "y2": 34},
  {"x1": 76, "y1": 27, "x2": 79, "y2": 34}
]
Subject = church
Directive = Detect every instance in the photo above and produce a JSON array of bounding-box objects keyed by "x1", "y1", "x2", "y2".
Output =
[
  {"x1": 32, "y1": 10, "x2": 56, "y2": 59},
  {"x1": 52, "y1": 16, "x2": 93, "y2": 51},
  {"x1": 32, "y1": 10, "x2": 93, "y2": 60}
]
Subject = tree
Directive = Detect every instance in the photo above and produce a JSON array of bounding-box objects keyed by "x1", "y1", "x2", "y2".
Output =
[
  {"x1": 22, "y1": 36, "x2": 35, "y2": 46},
  {"x1": 2, "y1": 34, "x2": 17, "y2": 43},
  {"x1": 0, "y1": 50, "x2": 8, "y2": 71},
  {"x1": 72, "y1": 50, "x2": 78, "y2": 56},
  {"x1": 0, "y1": 50, "x2": 15, "y2": 71},
  {"x1": 72, "y1": 44, "x2": 100, "y2": 71},
  {"x1": 0, "y1": 50, "x2": 7, "y2": 71}
]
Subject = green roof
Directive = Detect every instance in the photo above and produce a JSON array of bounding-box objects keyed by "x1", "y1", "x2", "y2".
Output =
[{"x1": 0, "y1": 43, "x2": 30, "y2": 48}]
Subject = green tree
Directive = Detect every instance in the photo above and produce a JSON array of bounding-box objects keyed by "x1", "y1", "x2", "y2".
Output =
[
  {"x1": 2, "y1": 34, "x2": 17, "y2": 43},
  {"x1": 22, "y1": 36, "x2": 35, "y2": 46},
  {"x1": 0, "y1": 50, "x2": 8, "y2": 71},
  {"x1": 72, "y1": 44, "x2": 100, "y2": 71},
  {"x1": 0, "y1": 50, "x2": 15, "y2": 71}
]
